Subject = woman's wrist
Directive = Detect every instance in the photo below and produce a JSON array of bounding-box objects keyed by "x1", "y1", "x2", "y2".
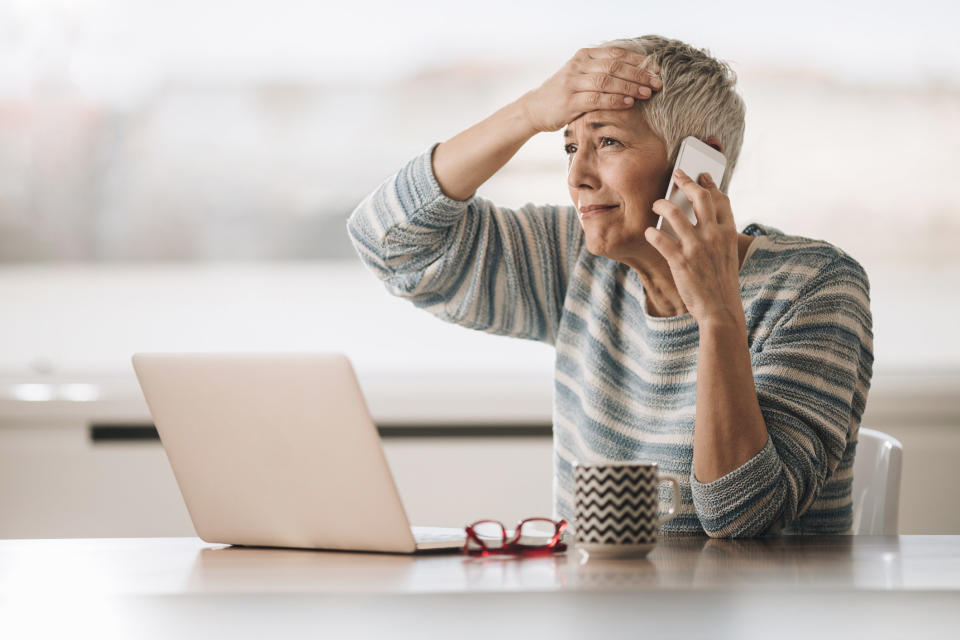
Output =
[
  {"x1": 696, "y1": 306, "x2": 747, "y2": 336},
  {"x1": 513, "y1": 92, "x2": 548, "y2": 137}
]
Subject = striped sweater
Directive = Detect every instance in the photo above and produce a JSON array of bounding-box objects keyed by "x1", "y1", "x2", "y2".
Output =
[{"x1": 346, "y1": 143, "x2": 874, "y2": 537}]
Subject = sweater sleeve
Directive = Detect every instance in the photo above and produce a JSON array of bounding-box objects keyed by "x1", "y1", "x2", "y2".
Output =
[
  {"x1": 690, "y1": 254, "x2": 874, "y2": 537},
  {"x1": 346, "y1": 143, "x2": 583, "y2": 344}
]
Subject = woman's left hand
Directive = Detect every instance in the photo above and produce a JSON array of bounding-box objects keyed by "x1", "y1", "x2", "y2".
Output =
[{"x1": 645, "y1": 170, "x2": 744, "y2": 327}]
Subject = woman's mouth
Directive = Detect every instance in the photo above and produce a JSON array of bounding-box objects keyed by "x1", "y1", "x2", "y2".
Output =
[{"x1": 579, "y1": 204, "x2": 618, "y2": 220}]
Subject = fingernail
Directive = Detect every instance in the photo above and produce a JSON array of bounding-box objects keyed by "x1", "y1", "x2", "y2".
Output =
[
  {"x1": 674, "y1": 169, "x2": 685, "y2": 179},
  {"x1": 700, "y1": 173, "x2": 714, "y2": 186}
]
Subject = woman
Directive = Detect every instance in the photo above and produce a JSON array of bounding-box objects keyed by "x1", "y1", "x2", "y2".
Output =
[{"x1": 347, "y1": 35, "x2": 873, "y2": 537}]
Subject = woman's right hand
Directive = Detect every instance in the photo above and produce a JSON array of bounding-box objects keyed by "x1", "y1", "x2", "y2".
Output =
[
  {"x1": 519, "y1": 47, "x2": 662, "y2": 134},
  {"x1": 431, "y1": 47, "x2": 661, "y2": 200}
]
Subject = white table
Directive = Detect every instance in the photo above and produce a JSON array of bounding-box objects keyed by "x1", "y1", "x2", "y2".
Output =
[{"x1": 2, "y1": 535, "x2": 959, "y2": 639}]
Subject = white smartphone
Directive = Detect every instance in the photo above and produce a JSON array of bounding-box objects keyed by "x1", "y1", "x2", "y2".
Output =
[{"x1": 657, "y1": 136, "x2": 727, "y2": 238}]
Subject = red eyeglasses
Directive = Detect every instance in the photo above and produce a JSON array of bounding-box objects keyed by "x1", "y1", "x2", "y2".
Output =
[{"x1": 463, "y1": 518, "x2": 568, "y2": 556}]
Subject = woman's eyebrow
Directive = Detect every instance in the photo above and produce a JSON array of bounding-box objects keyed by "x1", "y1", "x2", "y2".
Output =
[{"x1": 562, "y1": 122, "x2": 622, "y2": 138}]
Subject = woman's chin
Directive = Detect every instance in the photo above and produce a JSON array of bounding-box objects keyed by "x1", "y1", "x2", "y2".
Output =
[
  {"x1": 584, "y1": 230, "x2": 635, "y2": 261},
  {"x1": 584, "y1": 239, "x2": 611, "y2": 258},
  {"x1": 581, "y1": 213, "x2": 654, "y2": 260}
]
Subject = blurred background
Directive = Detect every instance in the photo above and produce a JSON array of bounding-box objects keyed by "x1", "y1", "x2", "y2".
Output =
[{"x1": 1, "y1": 0, "x2": 958, "y2": 537}]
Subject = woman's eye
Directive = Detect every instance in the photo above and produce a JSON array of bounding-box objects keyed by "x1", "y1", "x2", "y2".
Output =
[{"x1": 564, "y1": 138, "x2": 619, "y2": 155}]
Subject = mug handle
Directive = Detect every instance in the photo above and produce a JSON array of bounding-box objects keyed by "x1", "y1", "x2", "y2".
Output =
[{"x1": 658, "y1": 475, "x2": 683, "y2": 527}]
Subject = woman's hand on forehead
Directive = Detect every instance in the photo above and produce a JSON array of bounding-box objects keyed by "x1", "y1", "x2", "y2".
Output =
[
  {"x1": 518, "y1": 46, "x2": 663, "y2": 135},
  {"x1": 582, "y1": 47, "x2": 660, "y2": 79}
]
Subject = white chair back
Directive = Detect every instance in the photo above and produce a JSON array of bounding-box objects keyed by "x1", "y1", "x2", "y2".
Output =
[{"x1": 851, "y1": 427, "x2": 903, "y2": 535}]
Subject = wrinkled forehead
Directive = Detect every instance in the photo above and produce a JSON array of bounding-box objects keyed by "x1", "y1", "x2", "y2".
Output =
[{"x1": 562, "y1": 109, "x2": 648, "y2": 139}]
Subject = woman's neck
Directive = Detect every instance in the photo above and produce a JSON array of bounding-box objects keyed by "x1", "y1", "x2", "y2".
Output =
[
  {"x1": 619, "y1": 234, "x2": 755, "y2": 318},
  {"x1": 621, "y1": 247, "x2": 687, "y2": 318}
]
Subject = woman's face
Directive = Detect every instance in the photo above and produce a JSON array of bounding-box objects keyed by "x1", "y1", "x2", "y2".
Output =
[{"x1": 564, "y1": 108, "x2": 671, "y2": 261}]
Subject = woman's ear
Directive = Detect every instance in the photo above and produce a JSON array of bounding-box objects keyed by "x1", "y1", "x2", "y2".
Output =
[{"x1": 704, "y1": 136, "x2": 723, "y2": 153}]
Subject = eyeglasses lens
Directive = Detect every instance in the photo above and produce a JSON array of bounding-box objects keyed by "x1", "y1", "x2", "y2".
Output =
[
  {"x1": 517, "y1": 519, "x2": 556, "y2": 546},
  {"x1": 470, "y1": 521, "x2": 507, "y2": 549}
]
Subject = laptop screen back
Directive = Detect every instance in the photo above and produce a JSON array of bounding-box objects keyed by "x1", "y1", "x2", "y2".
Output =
[{"x1": 132, "y1": 352, "x2": 418, "y2": 553}]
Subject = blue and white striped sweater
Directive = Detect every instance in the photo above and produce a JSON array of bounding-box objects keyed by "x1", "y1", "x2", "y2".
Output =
[{"x1": 347, "y1": 143, "x2": 874, "y2": 537}]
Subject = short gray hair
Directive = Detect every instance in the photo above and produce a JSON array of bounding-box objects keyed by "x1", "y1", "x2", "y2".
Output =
[{"x1": 600, "y1": 35, "x2": 746, "y2": 193}]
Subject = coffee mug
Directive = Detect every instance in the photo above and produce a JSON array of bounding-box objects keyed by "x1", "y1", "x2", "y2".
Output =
[{"x1": 573, "y1": 461, "x2": 681, "y2": 557}]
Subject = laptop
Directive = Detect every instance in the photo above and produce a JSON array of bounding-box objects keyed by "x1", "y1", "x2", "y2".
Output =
[{"x1": 132, "y1": 352, "x2": 466, "y2": 554}]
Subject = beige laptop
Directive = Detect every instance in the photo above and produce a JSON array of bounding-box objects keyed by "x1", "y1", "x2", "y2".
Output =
[{"x1": 131, "y1": 352, "x2": 466, "y2": 554}]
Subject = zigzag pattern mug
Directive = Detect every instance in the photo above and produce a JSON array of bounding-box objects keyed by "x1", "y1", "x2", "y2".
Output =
[{"x1": 573, "y1": 462, "x2": 681, "y2": 557}]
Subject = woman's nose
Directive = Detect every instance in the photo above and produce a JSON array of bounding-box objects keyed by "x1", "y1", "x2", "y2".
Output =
[{"x1": 567, "y1": 149, "x2": 600, "y2": 191}]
